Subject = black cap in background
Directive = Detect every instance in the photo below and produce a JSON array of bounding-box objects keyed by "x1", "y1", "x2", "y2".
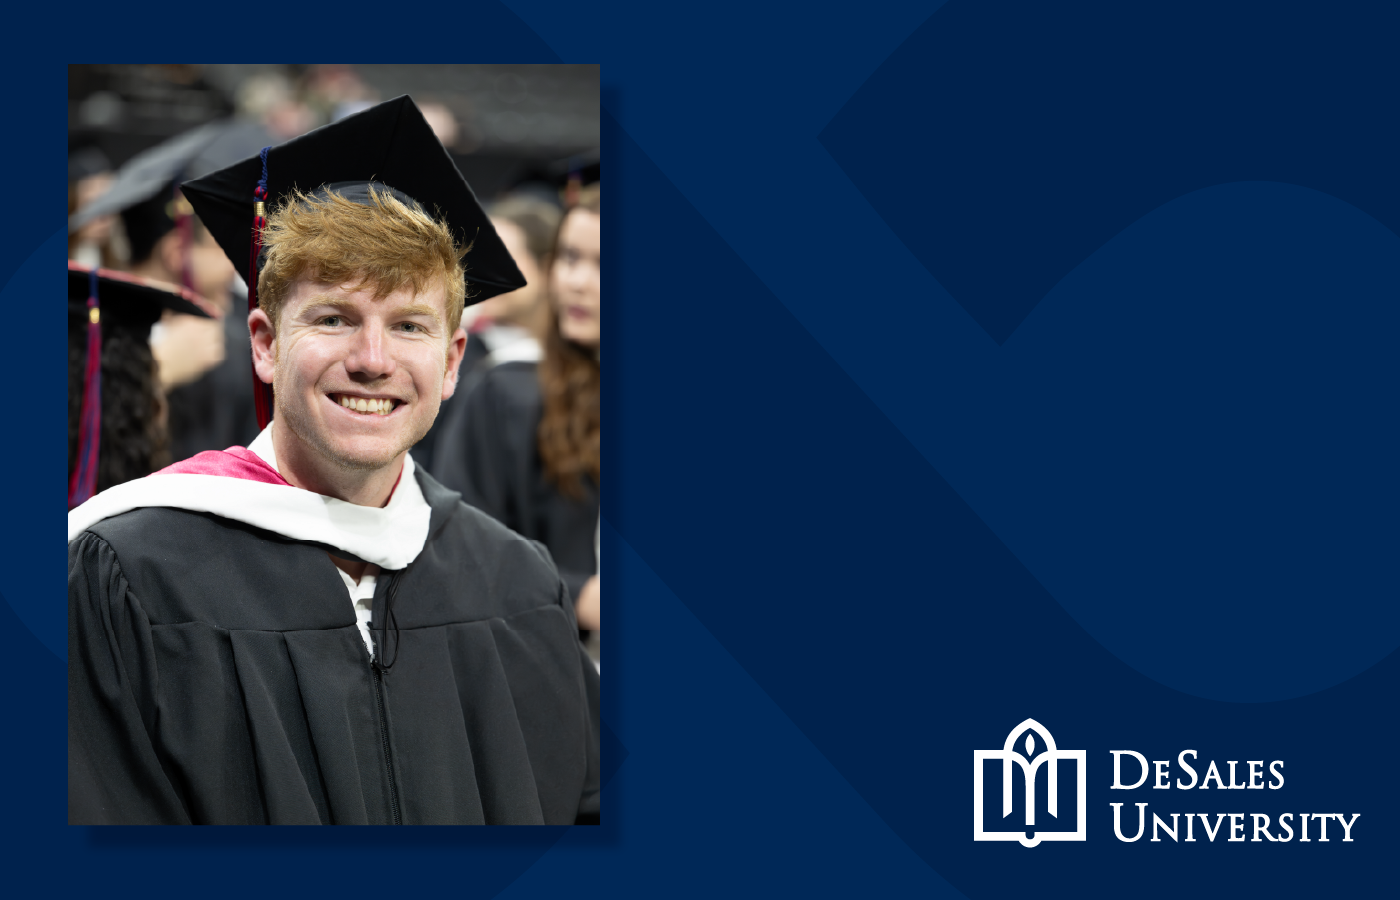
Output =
[
  {"x1": 496, "y1": 148, "x2": 600, "y2": 210},
  {"x1": 546, "y1": 147, "x2": 600, "y2": 189},
  {"x1": 68, "y1": 260, "x2": 217, "y2": 329},
  {"x1": 69, "y1": 119, "x2": 274, "y2": 232},
  {"x1": 68, "y1": 261, "x2": 216, "y2": 508},
  {"x1": 68, "y1": 118, "x2": 276, "y2": 263}
]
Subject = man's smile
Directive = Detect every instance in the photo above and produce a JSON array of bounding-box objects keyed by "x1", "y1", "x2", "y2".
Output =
[{"x1": 328, "y1": 392, "x2": 404, "y2": 416}]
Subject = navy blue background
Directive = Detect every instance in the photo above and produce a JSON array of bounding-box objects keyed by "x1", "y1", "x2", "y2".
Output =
[{"x1": 9, "y1": 1, "x2": 1395, "y2": 897}]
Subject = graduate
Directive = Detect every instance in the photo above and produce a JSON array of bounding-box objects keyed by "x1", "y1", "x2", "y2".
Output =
[
  {"x1": 68, "y1": 97, "x2": 600, "y2": 825},
  {"x1": 431, "y1": 186, "x2": 601, "y2": 654},
  {"x1": 414, "y1": 194, "x2": 560, "y2": 473},
  {"x1": 69, "y1": 118, "x2": 272, "y2": 460},
  {"x1": 67, "y1": 262, "x2": 219, "y2": 506}
]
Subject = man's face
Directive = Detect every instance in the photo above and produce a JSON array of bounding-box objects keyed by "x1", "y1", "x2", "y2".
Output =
[{"x1": 262, "y1": 275, "x2": 465, "y2": 472}]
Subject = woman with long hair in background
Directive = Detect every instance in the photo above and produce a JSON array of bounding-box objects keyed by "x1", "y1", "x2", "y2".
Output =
[{"x1": 433, "y1": 186, "x2": 601, "y2": 657}]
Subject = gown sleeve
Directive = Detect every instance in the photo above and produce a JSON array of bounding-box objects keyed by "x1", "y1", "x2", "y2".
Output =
[{"x1": 68, "y1": 531, "x2": 192, "y2": 825}]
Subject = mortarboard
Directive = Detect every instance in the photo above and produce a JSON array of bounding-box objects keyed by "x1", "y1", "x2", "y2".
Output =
[
  {"x1": 547, "y1": 148, "x2": 601, "y2": 208},
  {"x1": 509, "y1": 148, "x2": 601, "y2": 208},
  {"x1": 181, "y1": 95, "x2": 527, "y2": 430},
  {"x1": 68, "y1": 261, "x2": 217, "y2": 508},
  {"x1": 69, "y1": 119, "x2": 276, "y2": 274},
  {"x1": 69, "y1": 119, "x2": 275, "y2": 234}
]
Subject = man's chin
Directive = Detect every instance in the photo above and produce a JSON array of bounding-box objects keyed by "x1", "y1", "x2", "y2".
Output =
[
  {"x1": 317, "y1": 438, "x2": 409, "y2": 472},
  {"x1": 287, "y1": 420, "x2": 412, "y2": 473},
  {"x1": 277, "y1": 402, "x2": 429, "y2": 475}
]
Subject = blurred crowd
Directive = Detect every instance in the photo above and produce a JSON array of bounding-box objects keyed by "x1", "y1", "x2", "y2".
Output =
[{"x1": 68, "y1": 64, "x2": 601, "y2": 661}]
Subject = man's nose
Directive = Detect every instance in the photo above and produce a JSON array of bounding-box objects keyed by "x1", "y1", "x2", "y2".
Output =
[{"x1": 345, "y1": 322, "x2": 395, "y2": 379}]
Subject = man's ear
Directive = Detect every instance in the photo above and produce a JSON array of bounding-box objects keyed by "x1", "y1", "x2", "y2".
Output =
[
  {"x1": 249, "y1": 307, "x2": 277, "y2": 386},
  {"x1": 441, "y1": 326, "x2": 469, "y2": 401}
]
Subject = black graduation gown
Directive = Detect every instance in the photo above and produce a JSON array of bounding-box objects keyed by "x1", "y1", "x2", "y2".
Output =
[
  {"x1": 165, "y1": 309, "x2": 261, "y2": 462},
  {"x1": 68, "y1": 468, "x2": 600, "y2": 825},
  {"x1": 430, "y1": 361, "x2": 600, "y2": 604}
]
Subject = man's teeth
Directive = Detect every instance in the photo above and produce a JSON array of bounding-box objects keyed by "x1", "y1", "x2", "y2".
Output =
[{"x1": 338, "y1": 396, "x2": 394, "y2": 415}]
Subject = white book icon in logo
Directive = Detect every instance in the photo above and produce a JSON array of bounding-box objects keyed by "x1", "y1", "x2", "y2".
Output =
[{"x1": 974, "y1": 718, "x2": 1086, "y2": 847}]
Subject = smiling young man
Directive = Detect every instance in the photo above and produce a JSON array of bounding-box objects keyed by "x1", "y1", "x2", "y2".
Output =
[
  {"x1": 251, "y1": 186, "x2": 467, "y2": 513},
  {"x1": 67, "y1": 98, "x2": 600, "y2": 825}
]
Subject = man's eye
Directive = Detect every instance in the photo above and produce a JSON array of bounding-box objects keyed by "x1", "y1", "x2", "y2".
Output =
[
  {"x1": 399, "y1": 322, "x2": 420, "y2": 333},
  {"x1": 322, "y1": 316, "x2": 342, "y2": 327}
]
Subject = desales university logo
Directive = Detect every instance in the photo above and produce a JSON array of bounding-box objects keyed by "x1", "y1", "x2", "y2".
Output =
[
  {"x1": 974, "y1": 718, "x2": 1085, "y2": 847},
  {"x1": 973, "y1": 719, "x2": 1360, "y2": 848}
]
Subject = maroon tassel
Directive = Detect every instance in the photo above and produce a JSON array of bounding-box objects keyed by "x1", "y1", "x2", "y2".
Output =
[
  {"x1": 68, "y1": 271, "x2": 102, "y2": 508},
  {"x1": 249, "y1": 175, "x2": 275, "y2": 430}
]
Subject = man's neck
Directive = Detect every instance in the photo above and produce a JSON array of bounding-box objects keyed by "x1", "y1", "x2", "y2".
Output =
[
  {"x1": 270, "y1": 420, "x2": 403, "y2": 508},
  {"x1": 330, "y1": 554, "x2": 371, "y2": 583}
]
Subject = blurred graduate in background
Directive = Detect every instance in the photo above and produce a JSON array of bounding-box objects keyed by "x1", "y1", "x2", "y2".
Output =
[
  {"x1": 68, "y1": 146, "x2": 119, "y2": 269},
  {"x1": 432, "y1": 183, "x2": 601, "y2": 659},
  {"x1": 413, "y1": 195, "x2": 560, "y2": 472},
  {"x1": 70, "y1": 115, "x2": 273, "y2": 462},
  {"x1": 67, "y1": 263, "x2": 218, "y2": 506}
]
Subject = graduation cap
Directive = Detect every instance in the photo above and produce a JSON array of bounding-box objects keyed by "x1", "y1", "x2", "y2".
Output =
[
  {"x1": 181, "y1": 95, "x2": 527, "y2": 430},
  {"x1": 509, "y1": 148, "x2": 600, "y2": 207},
  {"x1": 68, "y1": 119, "x2": 276, "y2": 270},
  {"x1": 69, "y1": 119, "x2": 274, "y2": 234},
  {"x1": 551, "y1": 148, "x2": 600, "y2": 207},
  {"x1": 68, "y1": 261, "x2": 217, "y2": 508}
]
